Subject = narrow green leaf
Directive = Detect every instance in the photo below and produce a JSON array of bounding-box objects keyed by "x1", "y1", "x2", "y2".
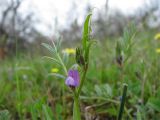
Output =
[
  {"x1": 62, "y1": 52, "x2": 69, "y2": 65},
  {"x1": 42, "y1": 43, "x2": 56, "y2": 54},
  {"x1": 82, "y1": 13, "x2": 92, "y2": 52},
  {"x1": 85, "y1": 40, "x2": 95, "y2": 62},
  {"x1": 42, "y1": 56, "x2": 61, "y2": 65},
  {"x1": 48, "y1": 73, "x2": 65, "y2": 79}
]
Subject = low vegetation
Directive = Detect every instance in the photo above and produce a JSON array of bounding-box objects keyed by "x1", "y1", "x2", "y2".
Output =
[{"x1": 0, "y1": 12, "x2": 160, "y2": 120}]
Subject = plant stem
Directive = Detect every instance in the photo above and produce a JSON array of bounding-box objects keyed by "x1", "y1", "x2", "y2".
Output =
[
  {"x1": 141, "y1": 75, "x2": 146, "y2": 104},
  {"x1": 77, "y1": 66, "x2": 88, "y2": 97},
  {"x1": 15, "y1": 64, "x2": 22, "y2": 119},
  {"x1": 72, "y1": 65, "x2": 88, "y2": 120},
  {"x1": 73, "y1": 92, "x2": 81, "y2": 120},
  {"x1": 57, "y1": 54, "x2": 68, "y2": 76},
  {"x1": 57, "y1": 54, "x2": 68, "y2": 118},
  {"x1": 117, "y1": 84, "x2": 128, "y2": 120},
  {"x1": 15, "y1": 36, "x2": 22, "y2": 119}
]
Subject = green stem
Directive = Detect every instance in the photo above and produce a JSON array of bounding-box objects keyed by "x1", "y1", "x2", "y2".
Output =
[
  {"x1": 15, "y1": 64, "x2": 22, "y2": 119},
  {"x1": 77, "y1": 66, "x2": 87, "y2": 97},
  {"x1": 57, "y1": 54, "x2": 68, "y2": 118},
  {"x1": 72, "y1": 63, "x2": 88, "y2": 120},
  {"x1": 15, "y1": 37, "x2": 22, "y2": 119},
  {"x1": 73, "y1": 93, "x2": 81, "y2": 120},
  {"x1": 72, "y1": 66, "x2": 88, "y2": 120},
  {"x1": 57, "y1": 54, "x2": 68, "y2": 76},
  {"x1": 117, "y1": 84, "x2": 128, "y2": 120}
]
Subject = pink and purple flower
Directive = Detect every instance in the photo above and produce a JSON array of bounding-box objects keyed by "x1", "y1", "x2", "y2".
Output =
[{"x1": 65, "y1": 70, "x2": 80, "y2": 87}]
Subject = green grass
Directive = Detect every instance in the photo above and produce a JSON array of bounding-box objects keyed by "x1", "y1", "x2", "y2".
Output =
[{"x1": 0, "y1": 29, "x2": 160, "y2": 120}]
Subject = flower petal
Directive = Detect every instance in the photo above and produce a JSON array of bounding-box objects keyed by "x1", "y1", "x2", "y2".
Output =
[
  {"x1": 68, "y1": 70, "x2": 80, "y2": 83},
  {"x1": 65, "y1": 76, "x2": 79, "y2": 87}
]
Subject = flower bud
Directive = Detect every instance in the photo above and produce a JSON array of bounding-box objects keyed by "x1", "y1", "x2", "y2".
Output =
[{"x1": 76, "y1": 47, "x2": 85, "y2": 66}]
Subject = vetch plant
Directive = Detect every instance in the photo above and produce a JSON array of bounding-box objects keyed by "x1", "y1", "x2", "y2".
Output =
[
  {"x1": 71, "y1": 13, "x2": 94, "y2": 120},
  {"x1": 116, "y1": 24, "x2": 136, "y2": 67},
  {"x1": 42, "y1": 13, "x2": 94, "y2": 120}
]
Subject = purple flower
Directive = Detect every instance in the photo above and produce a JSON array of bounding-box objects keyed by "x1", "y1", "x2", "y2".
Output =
[{"x1": 65, "y1": 70, "x2": 80, "y2": 87}]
